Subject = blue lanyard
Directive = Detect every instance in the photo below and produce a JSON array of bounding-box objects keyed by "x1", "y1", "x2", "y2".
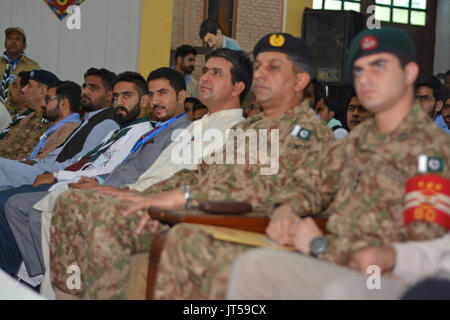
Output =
[
  {"x1": 122, "y1": 113, "x2": 185, "y2": 162},
  {"x1": 3, "y1": 53, "x2": 21, "y2": 73}
]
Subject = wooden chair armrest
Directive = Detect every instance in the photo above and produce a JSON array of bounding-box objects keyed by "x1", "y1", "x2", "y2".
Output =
[
  {"x1": 146, "y1": 229, "x2": 168, "y2": 300},
  {"x1": 147, "y1": 206, "x2": 270, "y2": 233}
]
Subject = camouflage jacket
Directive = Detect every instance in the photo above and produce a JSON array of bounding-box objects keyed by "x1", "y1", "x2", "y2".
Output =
[
  {"x1": 273, "y1": 103, "x2": 450, "y2": 264},
  {"x1": 0, "y1": 111, "x2": 50, "y2": 160},
  {"x1": 0, "y1": 54, "x2": 40, "y2": 113},
  {"x1": 185, "y1": 101, "x2": 335, "y2": 211}
]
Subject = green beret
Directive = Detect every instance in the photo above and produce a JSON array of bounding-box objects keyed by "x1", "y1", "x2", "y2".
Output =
[
  {"x1": 345, "y1": 27, "x2": 416, "y2": 85},
  {"x1": 253, "y1": 33, "x2": 314, "y2": 77}
]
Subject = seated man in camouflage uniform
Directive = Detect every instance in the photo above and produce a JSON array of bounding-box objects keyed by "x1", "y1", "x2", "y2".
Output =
[
  {"x1": 148, "y1": 27, "x2": 450, "y2": 300},
  {"x1": 48, "y1": 34, "x2": 334, "y2": 299},
  {"x1": 0, "y1": 71, "x2": 30, "y2": 139}
]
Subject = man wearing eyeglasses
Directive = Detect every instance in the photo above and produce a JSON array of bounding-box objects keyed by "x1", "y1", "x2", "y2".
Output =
[
  {"x1": 28, "y1": 81, "x2": 82, "y2": 160},
  {"x1": 415, "y1": 73, "x2": 448, "y2": 133}
]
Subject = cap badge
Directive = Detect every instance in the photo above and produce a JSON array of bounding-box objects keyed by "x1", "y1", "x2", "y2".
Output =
[
  {"x1": 360, "y1": 35, "x2": 378, "y2": 51},
  {"x1": 269, "y1": 34, "x2": 285, "y2": 47}
]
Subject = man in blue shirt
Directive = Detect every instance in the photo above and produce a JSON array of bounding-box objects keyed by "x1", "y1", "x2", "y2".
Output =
[
  {"x1": 199, "y1": 19, "x2": 241, "y2": 51},
  {"x1": 174, "y1": 45, "x2": 198, "y2": 98},
  {"x1": 415, "y1": 73, "x2": 449, "y2": 133}
]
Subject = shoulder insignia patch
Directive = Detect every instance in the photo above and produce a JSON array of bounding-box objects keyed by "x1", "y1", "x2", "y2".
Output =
[
  {"x1": 418, "y1": 154, "x2": 444, "y2": 173},
  {"x1": 291, "y1": 124, "x2": 313, "y2": 140}
]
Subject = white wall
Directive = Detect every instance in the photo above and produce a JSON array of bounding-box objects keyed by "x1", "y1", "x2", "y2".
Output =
[
  {"x1": 0, "y1": 0, "x2": 142, "y2": 84},
  {"x1": 434, "y1": 0, "x2": 450, "y2": 74}
]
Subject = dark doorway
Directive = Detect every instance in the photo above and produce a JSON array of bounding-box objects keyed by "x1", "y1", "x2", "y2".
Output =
[{"x1": 205, "y1": 0, "x2": 237, "y2": 38}]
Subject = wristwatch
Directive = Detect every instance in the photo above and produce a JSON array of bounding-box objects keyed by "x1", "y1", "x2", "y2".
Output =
[
  {"x1": 309, "y1": 236, "x2": 329, "y2": 258},
  {"x1": 181, "y1": 185, "x2": 192, "y2": 210}
]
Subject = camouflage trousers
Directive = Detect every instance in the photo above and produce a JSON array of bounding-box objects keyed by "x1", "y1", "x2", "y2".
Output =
[
  {"x1": 154, "y1": 223, "x2": 251, "y2": 300},
  {"x1": 50, "y1": 189, "x2": 167, "y2": 300}
]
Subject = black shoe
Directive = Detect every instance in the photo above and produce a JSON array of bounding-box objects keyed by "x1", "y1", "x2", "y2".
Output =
[{"x1": 18, "y1": 279, "x2": 41, "y2": 293}]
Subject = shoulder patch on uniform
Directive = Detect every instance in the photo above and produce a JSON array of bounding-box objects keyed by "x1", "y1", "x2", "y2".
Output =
[
  {"x1": 418, "y1": 154, "x2": 444, "y2": 173},
  {"x1": 291, "y1": 124, "x2": 313, "y2": 140}
]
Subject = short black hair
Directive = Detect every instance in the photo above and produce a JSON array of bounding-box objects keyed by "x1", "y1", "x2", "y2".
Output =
[
  {"x1": 193, "y1": 101, "x2": 207, "y2": 113},
  {"x1": 305, "y1": 79, "x2": 326, "y2": 108},
  {"x1": 185, "y1": 97, "x2": 201, "y2": 105},
  {"x1": 49, "y1": 81, "x2": 82, "y2": 113},
  {"x1": 84, "y1": 68, "x2": 117, "y2": 92},
  {"x1": 199, "y1": 19, "x2": 221, "y2": 39},
  {"x1": 286, "y1": 55, "x2": 316, "y2": 79},
  {"x1": 415, "y1": 73, "x2": 446, "y2": 103},
  {"x1": 390, "y1": 50, "x2": 416, "y2": 69},
  {"x1": 112, "y1": 71, "x2": 148, "y2": 97},
  {"x1": 323, "y1": 96, "x2": 337, "y2": 114},
  {"x1": 17, "y1": 71, "x2": 30, "y2": 88},
  {"x1": 313, "y1": 79, "x2": 326, "y2": 101},
  {"x1": 147, "y1": 67, "x2": 186, "y2": 95},
  {"x1": 345, "y1": 87, "x2": 358, "y2": 107},
  {"x1": 205, "y1": 48, "x2": 253, "y2": 104},
  {"x1": 175, "y1": 45, "x2": 197, "y2": 60}
]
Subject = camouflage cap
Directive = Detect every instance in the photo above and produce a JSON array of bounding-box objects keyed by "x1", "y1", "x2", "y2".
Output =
[
  {"x1": 345, "y1": 27, "x2": 416, "y2": 85},
  {"x1": 253, "y1": 32, "x2": 314, "y2": 76},
  {"x1": 4, "y1": 27, "x2": 26, "y2": 43}
]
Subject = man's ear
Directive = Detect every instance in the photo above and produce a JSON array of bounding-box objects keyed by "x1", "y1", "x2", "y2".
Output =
[
  {"x1": 140, "y1": 94, "x2": 150, "y2": 110},
  {"x1": 405, "y1": 62, "x2": 419, "y2": 86},
  {"x1": 40, "y1": 86, "x2": 48, "y2": 97},
  {"x1": 435, "y1": 100, "x2": 443, "y2": 113},
  {"x1": 232, "y1": 81, "x2": 245, "y2": 100},
  {"x1": 176, "y1": 56, "x2": 183, "y2": 66},
  {"x1": 329, "y1": 110, "x2": 335, "y2": 120},
  {"x1": 60, "y1": 96, "x2": 70, "y2": 113},
  {"x1": 216, "y1": 29, "x2": 222, "y2": 37},
  {"x1": 106, "y1": 90, "x2": 113, "y2": 105},
  {"x1": 295, "y1": 72, "x2": 311, "y2": 92},
  {"x1": 178, "y1": 89, "x2": 187, "y2": 106}
]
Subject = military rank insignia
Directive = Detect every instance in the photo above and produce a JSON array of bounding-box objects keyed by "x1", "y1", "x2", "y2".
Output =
[
  {"x1": 418, "y1": 154, "x2": 444, "y2": 173},
  {"x1": 291, "y1": 125, "x2": 312, "y2": 140},
  {"x1": 269, "y1": 34, "x2": 285, "y2": 47},
  {"x1": 404, "y1": 174, "x2": 450, "y2": 231}
]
